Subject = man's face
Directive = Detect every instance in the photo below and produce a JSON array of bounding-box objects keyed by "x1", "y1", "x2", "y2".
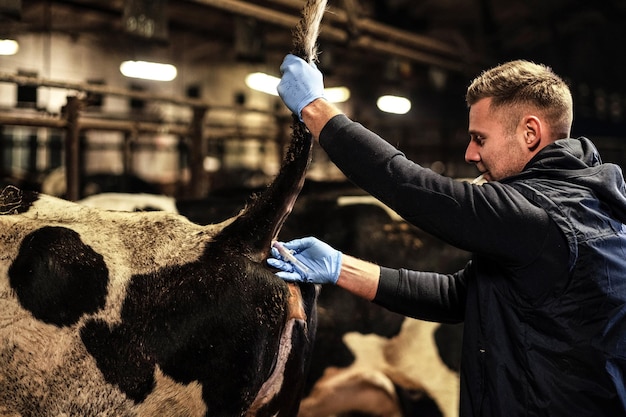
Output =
[{"x1": 465, "y1": 98, "x2": 529, "y2": 182}]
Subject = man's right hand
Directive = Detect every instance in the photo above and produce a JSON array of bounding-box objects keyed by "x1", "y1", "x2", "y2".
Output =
[
  {"x1": 267, "y1": 237, "x2": 342, "y2": 284},
  {"x1": 277, "y1": 54, "x2": 326, "y2": 121}
]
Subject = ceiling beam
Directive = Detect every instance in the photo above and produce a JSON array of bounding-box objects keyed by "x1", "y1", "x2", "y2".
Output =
[{"x1": 187, "y1": 0, "x2": 466, "y2": 71}]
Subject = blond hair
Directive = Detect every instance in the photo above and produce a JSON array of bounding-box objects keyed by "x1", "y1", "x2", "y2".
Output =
[{"x1": 466, "y1": 60, "x2": 573, "y2": 138}]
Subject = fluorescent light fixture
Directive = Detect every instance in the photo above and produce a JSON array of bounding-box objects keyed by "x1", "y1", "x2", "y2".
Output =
[
  {"x1": 245, "y1": 72, "x2": 351, "y2": 103},
  {"x1": 376, "y1": 95, "x2": 411, "y2": 115},
  {"x1": 203, "y1": 156, "x2": 221, "y2": 172},
  {"x1": 324, "y1": 86, "x2": 350, "y2": 103},
  {"x1": 0, "y1": 39, "x2": 19, "y2": 56},
  {"x1": 120, "y1": 60, "x2": 177, "y2": 81},
  {"x1": 245, "y1": 72, "x2": 280, "y2": 96}
]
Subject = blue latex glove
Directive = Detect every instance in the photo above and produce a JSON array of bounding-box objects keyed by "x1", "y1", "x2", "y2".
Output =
[
  {"x1": 277, "y1": 54, "x2": 325, "y2": 121},
  {"x1": 267, "y1": 237, "x2": 342, "y2": 284}
]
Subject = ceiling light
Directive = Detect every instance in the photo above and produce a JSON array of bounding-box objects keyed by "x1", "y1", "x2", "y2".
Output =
[
  {"x1": 376, "y1": 95, "x2": 411, "y2": 115},
  {"x1": 119, "y1": 60, "x2": 177, "y2": 81},
  {"x1": 245, "y1": 72, "x2": 280, "y2": 96},
  {"x1": 245, "y1": 72, "x2": 351, "y2": 104},
  {"x1": 0, "y1": 39, "x2": 19, "y2": 56},
  {"x1": 324, "y1": 86, "x2": 350, "y2": 103}
]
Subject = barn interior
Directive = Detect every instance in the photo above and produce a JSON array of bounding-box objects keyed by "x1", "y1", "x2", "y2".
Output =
[
  {"x1": 1, "y1": 0, "x2": 625, "y2": 200},
  {"x1": 1, "y1": 1, "x2": 626, "y2": 416}
]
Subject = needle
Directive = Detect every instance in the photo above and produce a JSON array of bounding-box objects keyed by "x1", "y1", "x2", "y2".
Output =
[{"x1": 272, "y1": 241, "x2": 310, "y2": 273}]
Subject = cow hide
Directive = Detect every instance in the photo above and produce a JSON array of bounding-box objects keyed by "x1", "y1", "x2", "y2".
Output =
[{"x1": 0, "y1": 183, "x2": 318, "y2": 417}]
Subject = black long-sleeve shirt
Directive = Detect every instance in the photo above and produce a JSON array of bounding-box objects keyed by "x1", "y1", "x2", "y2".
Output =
[{"x1": 319, "y1": 115, "x2": 565, "y2": 318}]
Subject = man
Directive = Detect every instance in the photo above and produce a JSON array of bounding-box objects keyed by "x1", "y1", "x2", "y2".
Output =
[{"x1": 268, "y1": 54, "x2": 626, "y2": 416}]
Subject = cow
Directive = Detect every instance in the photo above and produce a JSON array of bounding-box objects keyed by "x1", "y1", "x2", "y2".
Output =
[
  {"x1": 296, "y1": 297, "x2": 462, "y2": 417},
  {"x1": 0, "y1": 180, "x2": 318, "y2": 416},
  {"x1": 0, "y1": 175, "x2": 317, "y2": 416},
  {"x1": 78, "y1": 192, "x2": 180, "y2": 213},
  {"x1": 40, "y1": 168, "x2": 162, "y2": 198},
  {"x1": 0, "y1": 100, "x2": 318, "y2": 417},
  {"x1": 1, "y1": 1, "x2": 329, "y2": 414}
]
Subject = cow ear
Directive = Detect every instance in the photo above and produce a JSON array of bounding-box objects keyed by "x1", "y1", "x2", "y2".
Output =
[
  {"x1": 0, "y1": 185, "x2": 38, "y2": 214},
  {"x1": 9, "y1": 226, "x2": 109, "y2": 327}
]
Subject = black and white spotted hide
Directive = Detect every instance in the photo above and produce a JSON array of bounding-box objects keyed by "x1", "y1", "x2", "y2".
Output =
[{"x1": 0, "y1": 185, "x2": 318, "y2": 417}]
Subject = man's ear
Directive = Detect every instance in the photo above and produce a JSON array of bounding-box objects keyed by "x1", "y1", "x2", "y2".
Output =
[{"x1": 523, "y1": 116, "x2": 541, "y2": 151}]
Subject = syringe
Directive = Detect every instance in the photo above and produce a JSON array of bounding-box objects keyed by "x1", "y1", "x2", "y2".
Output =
[{"x1": 272, "y1": 241, "x2": 310, "y2": 273}]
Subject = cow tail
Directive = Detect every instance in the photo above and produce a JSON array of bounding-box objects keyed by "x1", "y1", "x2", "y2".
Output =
[
  {"x1": 216, "y1": 0, "x2": 327, "y2": 260},
  {"x1": 291, "y1": 0, "x2": 327, "y2": 64}
]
